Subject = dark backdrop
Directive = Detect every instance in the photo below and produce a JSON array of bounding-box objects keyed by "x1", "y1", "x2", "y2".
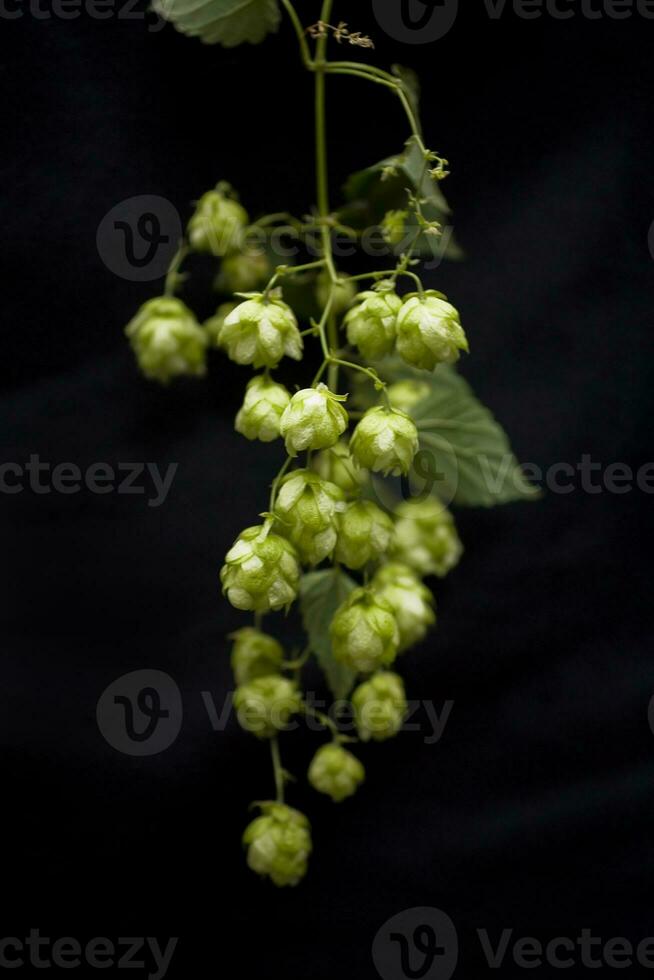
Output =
[{"x1": 2, "y1": 2, "x2": 654, "y2": 977}]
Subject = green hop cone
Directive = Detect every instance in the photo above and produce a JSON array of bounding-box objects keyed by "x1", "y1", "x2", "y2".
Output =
[
  {"x1": 235, "y1": 375, "x2": 291, "y2": 443},
  {"x1": 316, "y1": 270, "x2": 356, "y2": 315},
  {"x1": 330, "y1": 587, "x2": 399, "y2": 673},
  {"x1": 392, "y1": 499, "x2": 463, "y2": 577},
  {"x1": 396, "y1": 291, "x2": 469, "y2": 371},
  {"x1": 125, "y1": 297, "x2": 207, "y2": 384},
  {"x1": 220, "y1": 521, "x2": 301, "y2": 613},
  {"x1": 387, "y1": 379, "x2": 431, "y2": 414},
  {"x1": 312, "y1": 441, "x2": 365, "y2": 499},
  {"x1": 344, "y1": 283, "x2": 402, "y2": 360},
  {"x1": 219, "y1": 294, "x2": 302, "y2": 369},
  {"x1": 230, "y1": 627, "x2": 284, "y2": 686},
  {"x1": 233, "y1": 675, "x2": 302, "y2": 738},
  {"x1": 308, "y1": 743, "x2": 365, "y2": 803},
  {"x1": 372, "y1": 562, "x2": 436, "y2": 651},
  {"x1": 335, "y1": 500, "x2": 394, "y2": 571},
  {"x1": 350, "y1": 407, "x2": 419, "y2": 477},
  {"x1": 274, "y1": 469, "x2": 345, "y2": 566},
  {"x1": 204, "y1": 301, "x2": 238, "y2": 347},
  {"x1": 280, "y1": 384, "x2": 349, "y2": 457},
  {"x1": 243, "y1": 803, "x2": 312, "y2": 887},
  {"x1": 352, "y1": 671, "x2": 407, "y2": 742},
  {"x1": 187, "y1": 187, "x2": 248, "y2": 257},
  {"x1": 216, "y1": 250, "x2": 271, "y2": 294}
]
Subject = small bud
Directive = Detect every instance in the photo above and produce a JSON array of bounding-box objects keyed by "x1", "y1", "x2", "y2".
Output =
[
  {"x1": 219, "y1": 294, "x2": 303, "y2": 369},
  {"x1": 316, "y1": 270, "x2": 356, "y2": 315},
  {"x1": 335, "y1": 500, "x2": 394, "y2": 571},
  {"x1": 220, "y1": 522, "x2": 301, "y2": 613},
  {"x1": 234, "y1": 675, "x2": 302, "y2": 739},
  {"x1": 396, "y1": 291, "x2": 469, "y2": 371},
  {"x1": 330, "y1": 587, "x2": 399, "y2": 673},
  {"x1": 243, "y1": 803, "x2": 311, "y2": 887},
  {"x1": 204, "y1": 301, "x2": 238, "y2": 347},
  {"x1": 235, "y1": 375, "x2": 291, "y2": 443},
  {"x1": 312, "y1": 441, "x2": 365, "y2": 498},
  {"x1": 187, "y1": 188, "x2": 248, "y2": 257},
  {"x1": 387, "y1": 379, "x2": 431, "y2": 414},
  {"x1": 372, "y1": 562, "x2": 436, "y2": 651},
  {"x1": 274, "y1": 469, "x2": 345, "y2": 566},
  {"x1": 344, "y1": 285, "x2": 402, "y2": 360},
  {"x1": 350, "y1": 407, "x2": 419, "y2": 476},
  {"x1": 308, "y1": 743, "x2": 365, "y2": 803},
  {"x1": 392, "y1": 499, "x2": 463, "y2": 577},
  {"x1": 280, "y1": 384, "x2": 349, "y2": 457},
  {"x1": 381, "y1": 210, "x2": 409, "y2": 247},
  {"x1": 352, "y1": 671, "x2": 407, "y2": 742},
  {"x1": 216, "y1": 250, "x2": 271, "y2": 294},
  {"x1": 230, "y1": 627, "x2": 284, "y2": 686},
  {"x1": 125, "y1": 297, "x2": 207, "y2": 384}
]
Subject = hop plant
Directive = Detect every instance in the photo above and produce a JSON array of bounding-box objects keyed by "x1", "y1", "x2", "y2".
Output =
[
  {"x1": 280, "y1": 384, "x2": 348, "y2": 456},
  {"x1": 330, "y1": 587, "x2": 399, "y2": 673},
  {"x1": 335, "y1": 500, "x2": 394, "y2": 570},
  {"x1": 352, "y1": 672, "x2": 407, "y2": 742},
  {"x1": 235, "y1": 375, "x2": 291, "y2": 443},
  {"x1": 220, "y1": 521, "x2": 301, "y2": 613},
  {"x1": 392, "y1": 499, "x2": 463, "y2": 577},
  {"x1": 396, "y1": 291, "x2": 469, "y2": 371},
  {"x1": 219, "y1": 294, "x2": 303, "y2": 369},
  {"x1": 234, "y1": 675, "x2": 302, "y2": 738},
  {"x1": 273, "y1": 469, "x2": 345, "y2": 566},
  {"x1": 187, "y1": 187, "x2": 248, "y2": 256},
  {"x1": 216, "y1": 251, "x2": 271, "y2": 294},
  {"x1": 230, "y1": 627, "x2": 284, "y2": 686},
  {"x1": 205, "y1": 301, "x2": 238, "y2": 347},
  {"x1": 243, "y1": 803, "x2": 312, "y2": 887},
  {"x1": 308, "y1": 744, "x2": 365, "y2": 802},
  {"x1": 350, "y1": 407, "x2": 419, "y2": 476},
  {"x1": 316, "y1": 270, "x2": 356, "y2": 314},
  {"x1": 372, "y1": 562, "x2": 436, "y2": 651},
  {"x1": 125, "y1": 4, "x2": 535, "y2": 886},
  {"x1": 125, "y1": 297, "x2": 207, "y2": 383},
  {"x1": 344, "y1": 283, "x2": 402, "y2": 360},
  {"x1": 312, "y1": 441, "x2": 366, "y2": 498}
]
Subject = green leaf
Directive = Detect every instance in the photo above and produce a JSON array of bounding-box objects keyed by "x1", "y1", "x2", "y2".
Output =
[
  {"x1": 381, "y1": 361, "x2": 540, "y2": 507},
  {"x1": 156, "y1": 0, "x2": 281, "y2": 46},
  {"x1": 299, "y1": 568, "x2": 357, "y2": 701},
  {"x1": 337, "y1": 136, "x2": 463, "y2": 262}
]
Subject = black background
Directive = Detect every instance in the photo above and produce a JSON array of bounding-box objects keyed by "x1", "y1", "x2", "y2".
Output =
[{"x1": 3, "y1": 1, "x2": 654, "y2": 977}]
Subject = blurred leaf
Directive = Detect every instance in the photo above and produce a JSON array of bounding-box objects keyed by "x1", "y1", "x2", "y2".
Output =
[
  {"x1": 156, "y1": 0, "x2": 281, "y2": 46},
  {"x1": 299, "y1": 568, "x2": 357, "y2": 700},
  {"x1": 391, "y1": 64, "x2": 421, "y2": 116}
]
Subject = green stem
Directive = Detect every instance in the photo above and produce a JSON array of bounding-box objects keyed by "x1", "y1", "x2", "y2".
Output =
[
  {"x1": 263, "y1": 258, "x2": 326, "y2": 296},
  {"x1": 164, "y1": 240, "x2": 188, "y2": 297},
  {"x1": 270, "y1": 735, "x2": 285, "y2": 803},
  {"x1": 269, "y1": 455, "x2": 293, "y2": 511},
  {"x1": 280, "y1": 0, "x2": 312, "y2": 67}
]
